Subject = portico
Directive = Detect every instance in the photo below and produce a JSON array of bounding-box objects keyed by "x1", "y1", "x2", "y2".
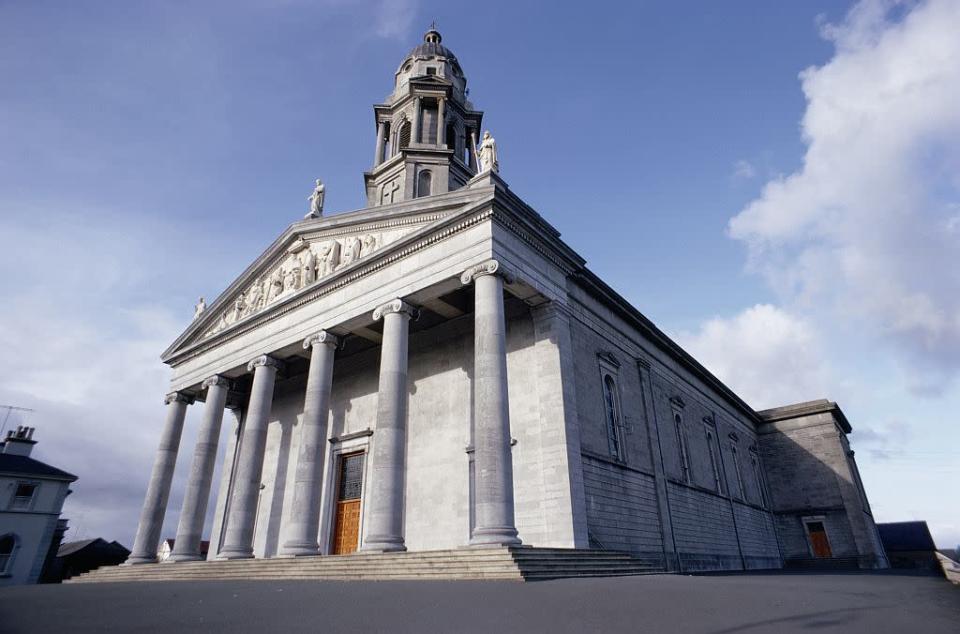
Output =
[{"x1": 129, "y1": 236, "x2": 568, "y2": 562}]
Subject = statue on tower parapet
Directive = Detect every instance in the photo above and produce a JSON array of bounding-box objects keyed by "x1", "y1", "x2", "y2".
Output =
[
  {"x1": 476, "y1": 130, "x2": 498, "y2": 174},
  {"x1": 194, "y1": 297, "x2": 206, "y2": 320},
  {"x1": 306, "y1": 179, "x2": 325, "y2": 218}
]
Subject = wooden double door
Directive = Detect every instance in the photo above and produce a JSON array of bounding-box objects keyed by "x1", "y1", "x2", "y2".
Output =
[{"x1": 331, "y1": 452, "x2": 365, "y2": 555}]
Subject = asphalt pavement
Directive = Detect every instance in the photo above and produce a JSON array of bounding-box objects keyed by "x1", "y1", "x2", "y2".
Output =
[{"x1": 1, "y1": 571, "x2": 957, "y2": 633}]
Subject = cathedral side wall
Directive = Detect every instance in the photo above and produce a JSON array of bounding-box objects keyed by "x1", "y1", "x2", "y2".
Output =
[{"x1": 566, "y1": 285, "x2": 782, "y2": 572}]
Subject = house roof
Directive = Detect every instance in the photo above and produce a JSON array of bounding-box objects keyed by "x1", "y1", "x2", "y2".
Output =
[
  {"x1": 58, "y1": 538, "x2": 130, "y2": 558},
  {"x1": 0, "y1": 453, "x2": 77, "y2": 481},
  {"x1": 877, "y1": 521, "x2": 937, "y2": 552}
]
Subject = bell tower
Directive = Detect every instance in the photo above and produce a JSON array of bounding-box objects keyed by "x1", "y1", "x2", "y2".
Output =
[{"x1": 364, "y1": 28, "x2": 484, "y2": 207}]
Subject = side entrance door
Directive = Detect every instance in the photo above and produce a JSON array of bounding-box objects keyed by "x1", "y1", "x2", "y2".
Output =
[
  {"x1": 331, "y1": 452, "x2": 365, "y2": 555},
  {"x1": 806, "y1": 521, "x2": 832, "y2": 558}
]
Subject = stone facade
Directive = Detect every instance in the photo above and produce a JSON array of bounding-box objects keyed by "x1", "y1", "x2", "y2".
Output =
[{"x1": 127, "y1": 28, "x2": 887, "y2": 574}]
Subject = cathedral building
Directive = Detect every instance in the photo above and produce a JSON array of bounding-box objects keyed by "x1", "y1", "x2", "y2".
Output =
[{"x1": 126, "y1": 28, "x2": 888, "y2": 574}]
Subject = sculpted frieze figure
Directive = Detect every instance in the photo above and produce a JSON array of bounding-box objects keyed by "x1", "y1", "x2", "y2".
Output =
[
  {"x1": 338, "y1": 236, "x2": 362, "y2": 269},
  {"x1": 301, "y1": 249, "x2": 317, "y2": 285},
  {"x1": 268, "y1": 268, "x2": 284, "y2": 302},
  {"x1": 233, "y1": 292, "x2": 246, "y2": 322},
  {"x1": 306, "y1": 179, "x2": 325, "y2": 218},
  {"x1": 476, "y1": 130, "x2": 498, "y2": 173},
  {"x1": 194, "y1": 297, "x2": 206, "y2": 320},
  {"x1": 283, "y1": 263, "x2": 299, "y2": 291},
  {"x1": 247, "y1": 279, "x2": 263, "y2": 313},
  {"x1": 361, "y1": 234, "x2": 378, "y2": 257},
  {"x1": 318, "y1": 240, "x2": 341, "y2": 277}
]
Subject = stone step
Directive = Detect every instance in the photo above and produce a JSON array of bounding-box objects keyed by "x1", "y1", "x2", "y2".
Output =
[
  {"x1": 70, "y1": 547, "x2": 666, "y2": 583},
  {"x1": 74, "y1": 561, "x2": 659, "y2": 583}
]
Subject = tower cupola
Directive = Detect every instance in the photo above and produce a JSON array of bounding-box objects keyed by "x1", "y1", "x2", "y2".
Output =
[{"x1": 365, "y1": 28, "x2": 485, "y2": 207}]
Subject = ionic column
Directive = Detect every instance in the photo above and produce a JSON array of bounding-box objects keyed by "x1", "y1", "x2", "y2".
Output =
[
  {"x1": 281, "y1": 331, "x2": 339, "y2": 556},
  {"x1": 461, "y1": 260, "x2": 522, "y2": 546},
  {"x1": 374, "y1": 121, "x2": 386, "y2": 167},
  {"x1": 219, "y1": 355, "x2": 284, "y2": 559},
  {"x1": 168, "y1": 376, "x2": 231, "y2": 562},
  {"x1": 437, "y1": 97, "x2": 446, "y2": 148},
  {"x1": 361, "y1": 299, "x2": 417, "y2": 552},
  {"x1": 128, "y1": 392, "x2": 193, "y2": 564},
  {"x1": 411, "y1": 96, "x2": 421, "y2": 145}
]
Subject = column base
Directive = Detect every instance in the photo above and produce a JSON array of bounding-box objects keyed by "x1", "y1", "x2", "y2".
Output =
[
  {"x1": 470, "y1": 526, "x2": 522, "y2": 547},
  {"x1": 361, "y1": 536, "x2": 407, "y2": 553},
  {"x1": 166, "y1": 552, "x2": 204, "y2": 563},
  {"x1": 217, "y1": 548, "x2": 255, "y2": 560},
  {"x1": 280, "y1": 541, "x2": 321, "y2": 557},
  {"x1": 124, "y1": 555, "x2": 159, "y2": 565}
]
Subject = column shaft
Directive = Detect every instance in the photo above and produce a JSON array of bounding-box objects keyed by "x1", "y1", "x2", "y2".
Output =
[
  {"x1": 437, "y1": 98, "x2": 446, "y2": 148},
  {"x1": 469, "y1": 130, "x2": 479, "y2": 170},
  {"x1": 128, "y1": 392, "x2": 191, "y2": 564},
  {"x1": 361, "y1": 299, "x2": 415, "y2": 551},
  {"x1": 168, "y1": 376, "x2": 230, "y2": 562},
  {"x1": 411, "y1": 97, "x2": 421, "y2": 145},
  {"x1": 281, "y1": 332, "x2": 339, "y2": 556},
  {"x1": 464, "y1": 261, "x2": 521, "y2": 546},
  {"x1": 374, "y1": 121, "x2": 386, "y2": 166},
  {"x1": 219, "y1": 355, "x2": 283, "y2": 559}
]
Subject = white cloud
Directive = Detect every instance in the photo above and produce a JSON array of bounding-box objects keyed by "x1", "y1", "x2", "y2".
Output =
[
  {"x1": 733, "y1": 159, "x2": 756, "y2": 180},
  {"x1": 0, "y1": 209, "x2": 200, "y2": 547},
  {"x1": 676, "y1": 304, "x2": 831, "y2": 410},
  {"x1": 729, "y1": 0, "x2": 960, "y2": 393}
]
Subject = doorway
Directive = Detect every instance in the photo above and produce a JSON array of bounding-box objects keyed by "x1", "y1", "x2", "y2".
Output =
[
  {"x1": 331, "y1": 452, "x2": 365, "y2": 555},
  {"x1": 804, "y1": 520, "x2": 832, "y2": 558}
]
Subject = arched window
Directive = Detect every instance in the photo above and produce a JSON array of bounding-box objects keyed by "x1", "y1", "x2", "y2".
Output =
[
  {"x1": 0, "y1": 534, "x2": 17, "y2": 574},
  {"x1": 705, "y1": 426, "x2": 723, "y2": 494},
  {"x1": 397, "y1": 120, "x2": 411, "y2": 150},
  {"x1": 603, "y1": 375, "x2": 624, "y2": 460},
  {"x1": 673, "y1": 411, "x2": 690, "y2": 483},
  {"x1": 417, "y1": 170, "x2": 432, "y2": 198}
]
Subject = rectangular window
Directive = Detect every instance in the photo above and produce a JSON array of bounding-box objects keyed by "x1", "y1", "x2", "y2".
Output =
[
  {"x1": 705, "y1": 427, "x2": 723, "y2": 493},
  {"x1": 730, "y1": 446, "x2": 744, "y2": 500},
  {"x1": 10, "y1": 483, "x2": 37, "y2": 510},
  {"x1": 674, "y1": 413, "x2": 690, "y2": 483},
  {"x1": 751, "y1": 451, "x2": 768, "y2": 507}
]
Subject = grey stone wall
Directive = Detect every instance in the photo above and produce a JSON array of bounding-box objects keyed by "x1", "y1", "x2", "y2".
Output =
[
  {"x1": 581, "y1": 454, "x2": 664, "y2": 566},
  {"x1": 667, "y1": 483, "x2": 742, "y2": 571},
  {"x1": 758, "y1": 408, "x2": 888, "y2": 568}
]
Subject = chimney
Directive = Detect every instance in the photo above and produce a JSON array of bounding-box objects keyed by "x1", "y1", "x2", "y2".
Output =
[{"x1": 2, "y1": 425, "x2": 37, "y2": 457}]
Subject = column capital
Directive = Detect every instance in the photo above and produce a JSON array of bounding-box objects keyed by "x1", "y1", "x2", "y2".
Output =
[
  {"x1": 460, "y1": 259, "x2": 515, "y2": 285},
  {"x1": 202, "y1": 375, "x2": 232, "y2": 390},
  {"x1": 164, "y1": 392, "x2": 194, "y2": 406},
  {"x1": 303, "y1": 331, "x2": 340, "y2": 350},
  {"x1": 247, "y1": 355, "x2": 285, "y2": 373},
  {"x1": 373, "y1": 298, "x2": 419, "y2": 321}
]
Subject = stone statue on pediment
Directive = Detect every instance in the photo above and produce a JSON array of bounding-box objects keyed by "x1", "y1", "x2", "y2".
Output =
[
  {"x1": 475, "y1": 130, "x2": 498, "y2": 173},
  {"x1": 194, "y1": 297, "x2": 206, "y2": 320},
  {"x1": 306, "y1": 179, "x2": 325, "y2": 218}
]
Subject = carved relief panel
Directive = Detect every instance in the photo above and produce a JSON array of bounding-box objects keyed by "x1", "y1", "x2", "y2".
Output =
[{"x1": 203, "y1": 231, "x2": 383, "y2": 338}]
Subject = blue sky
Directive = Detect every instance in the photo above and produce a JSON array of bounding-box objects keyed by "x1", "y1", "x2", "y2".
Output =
[{"x1": 1, "y1": 0, "x2": 958, "y2": 549}]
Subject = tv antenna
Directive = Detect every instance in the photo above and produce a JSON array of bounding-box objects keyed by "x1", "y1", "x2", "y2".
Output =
[{"x1": 0, "y1": 405, "x2": 35, "y2": 438}]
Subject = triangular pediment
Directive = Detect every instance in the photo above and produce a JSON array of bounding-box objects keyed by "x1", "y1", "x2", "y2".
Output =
[{"x1": 162, "y1": 189, "x2": 493, "y2": 362}]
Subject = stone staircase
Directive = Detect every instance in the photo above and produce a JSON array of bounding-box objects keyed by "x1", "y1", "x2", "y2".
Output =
[{"x1": 68, "y1": 547, "x2": 664, "y2": 583}]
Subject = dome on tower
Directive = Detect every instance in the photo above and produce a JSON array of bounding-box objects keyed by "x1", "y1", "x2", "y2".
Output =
[
  {"x1": 405, "y1": 28, "x2": 458, "y2": 64},
  {"x1": 391, "y1": 28, "x2": 468, "y2": 104}
]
